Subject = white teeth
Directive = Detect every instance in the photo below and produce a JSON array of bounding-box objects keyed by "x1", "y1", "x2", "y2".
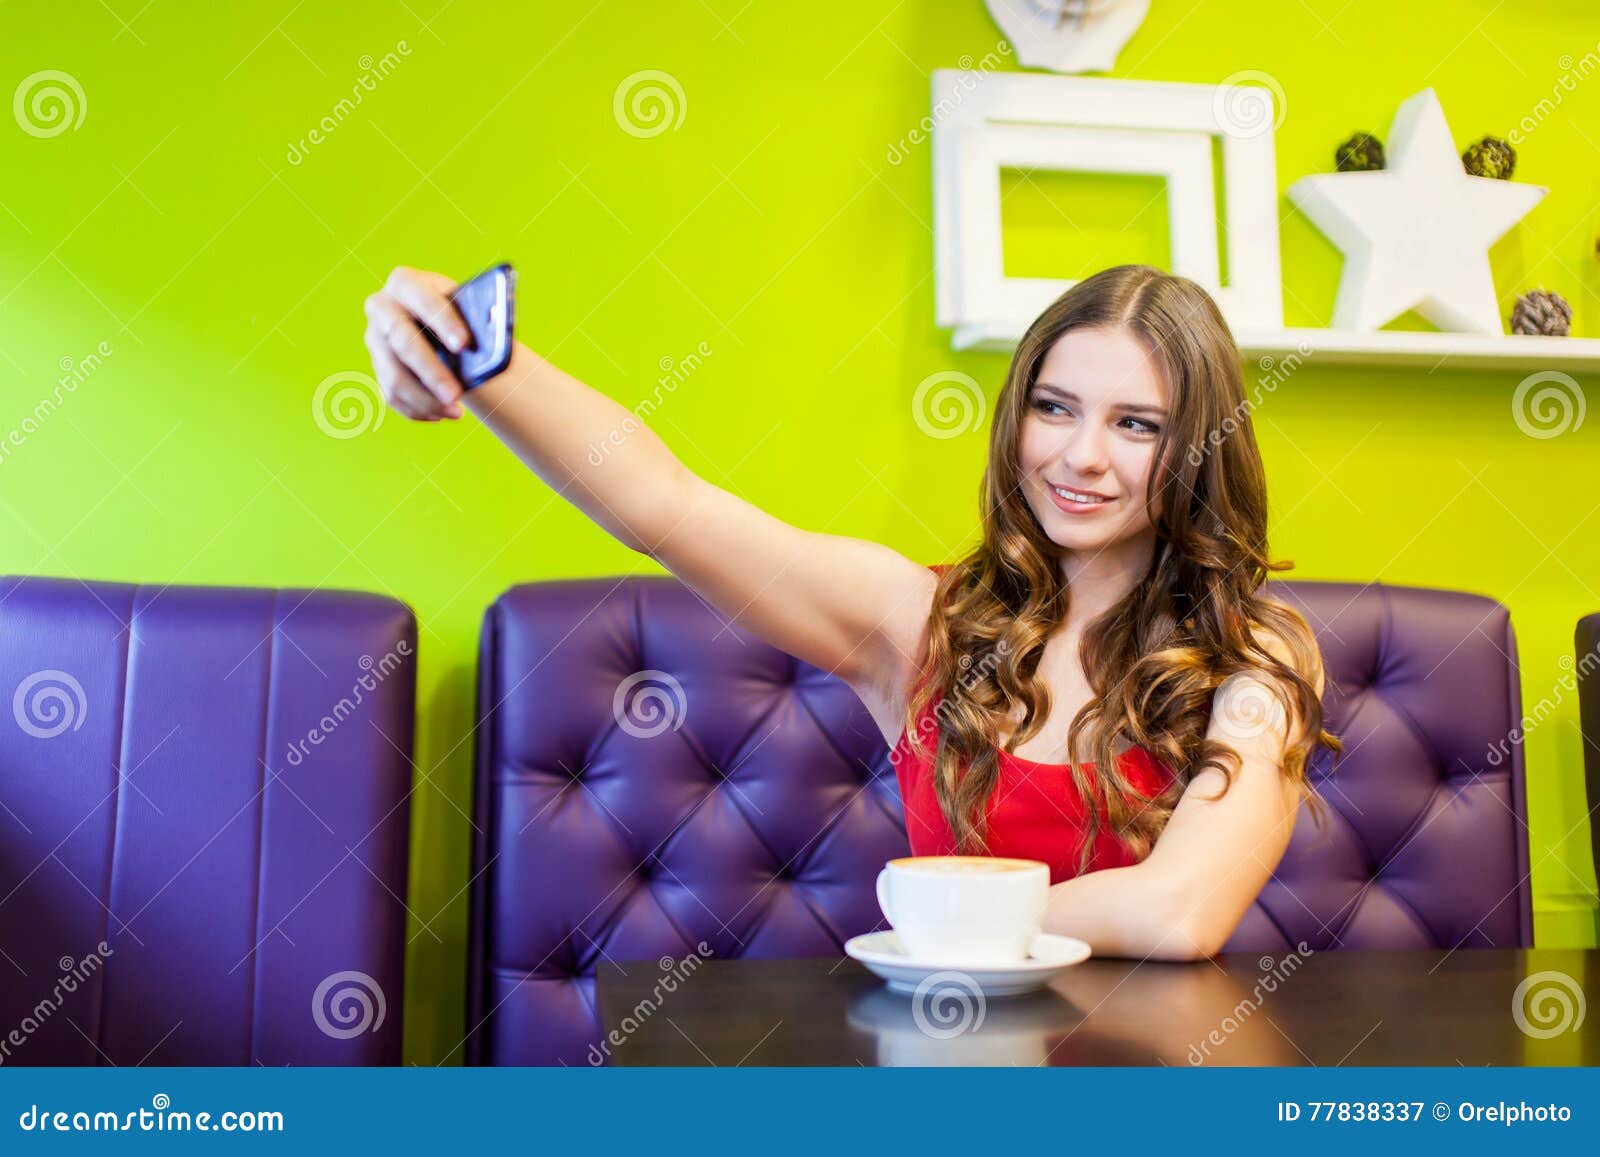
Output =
[{"x1": 1053, "y1": 486, "x2": 1106, "y2": 504}]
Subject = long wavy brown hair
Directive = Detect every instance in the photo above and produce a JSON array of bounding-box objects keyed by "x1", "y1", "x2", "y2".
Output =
[{"x1": 905, "y1": 264, "x2": 1341, "y2": 876}]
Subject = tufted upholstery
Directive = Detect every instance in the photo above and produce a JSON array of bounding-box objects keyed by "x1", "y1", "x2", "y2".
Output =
[
  {"x1": 1224, "y1": 581, "x2": 1530, "y2": 954},
  {"x1": 0, "y1": 576, "x2": 416, "y2": 1064},
  {"x1": 467, "y1": 576, "x2": 1532, "y2": 1065},
  {"x1": 1575, "y1": 614, "x2": 1600, "y2": 893}
]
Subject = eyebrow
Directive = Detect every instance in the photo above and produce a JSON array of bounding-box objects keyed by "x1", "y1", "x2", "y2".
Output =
[{"x1": 1032, "y1": 381, "x2": 1168, "y2": 417}]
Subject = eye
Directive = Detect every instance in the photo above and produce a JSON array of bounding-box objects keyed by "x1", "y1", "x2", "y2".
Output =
[
  {"x1": 1032, "y1": 397, "x2": 1070, "y2": 417},
  {"x1": 1121, "y1": 416, "x2": 1160, "y2": 435}
]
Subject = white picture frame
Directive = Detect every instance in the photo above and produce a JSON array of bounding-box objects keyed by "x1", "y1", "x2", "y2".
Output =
[{"x1": 932, "y1": 70, "x2": 1285, "y2": 347}]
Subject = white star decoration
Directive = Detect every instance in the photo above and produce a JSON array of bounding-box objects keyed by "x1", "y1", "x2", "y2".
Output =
[{"x1": 1287, "y1": 88, "x2": 1547, "y2": 335}]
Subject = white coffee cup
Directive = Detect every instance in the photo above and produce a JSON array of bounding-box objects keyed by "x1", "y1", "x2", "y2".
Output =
[{"x1": 874, "y1": 855, "x2": 1050, "y2": 965}]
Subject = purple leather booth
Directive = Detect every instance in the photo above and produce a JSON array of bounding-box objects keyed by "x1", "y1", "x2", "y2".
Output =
[
  {"x1": 467, "y1": 576, "x2": 1533, "y2": 1066},
  {"x1": 1575, "y1": 614, "x2": 1600, "y2": 893},
  {"x1": 0, "y1": 576, "x2": 415, "y2": 1065}
]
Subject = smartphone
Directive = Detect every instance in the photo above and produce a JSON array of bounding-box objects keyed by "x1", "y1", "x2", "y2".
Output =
[{"x1": 423, "y1": 261, "x2": 515, "y2": 388}]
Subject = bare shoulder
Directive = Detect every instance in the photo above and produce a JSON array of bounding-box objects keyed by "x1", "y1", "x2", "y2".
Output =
[
  {"x1": 1249, "y1": 600, "x2": 1326, "y2": 699},
  {"x1": 1206, "y1": 610, "x2": 1325, "y2": 760}
]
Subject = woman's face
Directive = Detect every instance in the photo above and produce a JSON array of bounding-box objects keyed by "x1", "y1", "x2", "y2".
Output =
[{"x1": 1017, "y1": 325, "x2": 1169, "y2": 557}]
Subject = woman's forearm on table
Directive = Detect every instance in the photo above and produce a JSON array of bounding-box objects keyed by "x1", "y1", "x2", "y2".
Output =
[
  {"x1": 1041, "y1": 863, "x2": 1211, "y2": 962},
  {"x1": 460, "y1": 340, "x2": 689, "y2": 554}
]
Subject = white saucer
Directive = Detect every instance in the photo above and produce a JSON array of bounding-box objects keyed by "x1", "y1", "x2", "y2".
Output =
[{"x1": 844, "y1": 930, "x2": 1092, "y2": 997}]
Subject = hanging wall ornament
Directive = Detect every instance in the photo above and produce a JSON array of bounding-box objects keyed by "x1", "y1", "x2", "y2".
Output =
[
  {"x1": 1287, "y1": 88, "x2": 1547, "y2": 334},
  {"x1": 984, "y1": 0, "x2": 1151, "y2": 73}
]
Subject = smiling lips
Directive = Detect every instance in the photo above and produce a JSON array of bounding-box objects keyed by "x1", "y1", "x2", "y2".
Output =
[{"x1": 1048, "y1": 482, "x2": 1114, "y2": 513}]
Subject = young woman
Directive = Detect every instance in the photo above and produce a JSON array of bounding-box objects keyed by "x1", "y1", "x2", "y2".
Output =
[{"x1": 362, "y1": 262, "x2": 1340, "y2": 962}]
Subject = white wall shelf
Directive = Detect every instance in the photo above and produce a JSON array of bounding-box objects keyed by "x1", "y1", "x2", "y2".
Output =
[{"x1": 950, "y1": 322, "x2": 1600, "y2": 372}]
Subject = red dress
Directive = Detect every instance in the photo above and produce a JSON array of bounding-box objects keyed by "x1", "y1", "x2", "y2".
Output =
[{"x1": 894, "y1": 564, "x2": 1178, "y2": 883}]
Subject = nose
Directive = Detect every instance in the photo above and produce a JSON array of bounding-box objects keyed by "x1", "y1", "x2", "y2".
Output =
[{"x1": 1061, "y1": 414, "x2": 1110, "y2": 477}]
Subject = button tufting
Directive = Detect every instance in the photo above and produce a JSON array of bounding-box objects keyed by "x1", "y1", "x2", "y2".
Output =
[{"x1": 474, "y1": 575, "x2": 1535, "y2": 1065}]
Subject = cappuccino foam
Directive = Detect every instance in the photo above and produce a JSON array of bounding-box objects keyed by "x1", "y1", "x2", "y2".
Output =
[{"x1": 887, "y1": 855, "x2": 1039, "y2": 874}]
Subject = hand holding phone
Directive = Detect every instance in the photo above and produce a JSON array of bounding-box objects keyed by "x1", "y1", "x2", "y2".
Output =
[
  {"x1": 421, "y1": 261, "x2": 516, "y2": 389},
  {"x1": 364, "y1": 262, "x2": 517, "y2": 421}
]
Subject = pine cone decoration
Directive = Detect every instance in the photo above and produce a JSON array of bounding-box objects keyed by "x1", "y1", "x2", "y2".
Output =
[
  {"x1": 1509, "y1": 289, "x2": 1572, "y2": 336},
  {"x1": 1462, "y1": 136, "x2": 1516, "y2": 179},
  {"x1": 1335, "y1": 132, "x2": 1385, "y2": 172}
]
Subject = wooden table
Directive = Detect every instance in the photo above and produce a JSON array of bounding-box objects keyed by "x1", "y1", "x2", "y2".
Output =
[{"x1": 596, "y1": 947, "x2": 1600, "y2": 1066}]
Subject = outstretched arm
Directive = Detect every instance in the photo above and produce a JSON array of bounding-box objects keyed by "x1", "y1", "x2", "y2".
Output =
[{"x1": 362, "y1": 266, "x2": 936, "y2": 696}]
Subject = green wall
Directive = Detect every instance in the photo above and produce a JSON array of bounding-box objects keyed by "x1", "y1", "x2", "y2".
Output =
[{"x1": 3, "y1": 1, "x2": 1596, "y2": 1064}]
